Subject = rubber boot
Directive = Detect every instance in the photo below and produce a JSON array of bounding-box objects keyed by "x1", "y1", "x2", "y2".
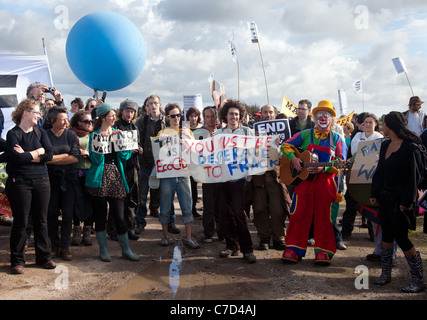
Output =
[
  {"x1": 374, "y1": 247, "x2": 393, "y2": 285},
  {"x1": 401, "y1": 251, "x2": 426, "y2": 293},
  {"x1": 95, "y1": 231, "x2": 111, "y2": 262},
  {"x1": 117, "y1": 233, "x2": 140, "y2": 261},
  {"x1": 71, "y1": 226, "x2": 82, "y2": 246},
  {"x1": 82, "y1": 226, "x2": 92, "y2": 246}
]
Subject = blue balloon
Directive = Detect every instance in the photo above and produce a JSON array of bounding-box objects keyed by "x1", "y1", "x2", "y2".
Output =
[{"x1": 66, "y1": 11, "x2": 146, "y2": 91}]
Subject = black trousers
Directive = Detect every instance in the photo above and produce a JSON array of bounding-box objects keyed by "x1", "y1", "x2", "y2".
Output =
[
  {"x1": 202, "y1": 182, "x2": 222, "y2": 239},
  {"x1": 217, "y1": 179, "x2": 253, "y2": 254},
  {"x1": 7, "y1": 177, "x2": 51, "y2": 267},
  {"x1": 92, "y1": 196, "x2": 127, "y2": 234}
]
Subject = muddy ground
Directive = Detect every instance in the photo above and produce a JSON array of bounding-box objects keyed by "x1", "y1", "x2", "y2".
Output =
[{"x1": 0, "y1": 199, "x2": 426, "y2": 303}]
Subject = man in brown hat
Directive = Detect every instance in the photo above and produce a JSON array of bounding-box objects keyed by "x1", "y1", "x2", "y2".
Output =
[{"x1": 403, "y1": 96, "x2": 426, "y2": 136}]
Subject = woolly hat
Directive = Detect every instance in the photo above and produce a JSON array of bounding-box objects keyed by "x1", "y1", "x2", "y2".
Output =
[
  {"x1": 312, "y1": 100, "x2": 336, "y2": 118},
  {"x1": 119, "y1": 99, "x2": 138, "y2": 112},
  {"x1": 96, "y1": 103, "x2": 115, "y2": 117}
]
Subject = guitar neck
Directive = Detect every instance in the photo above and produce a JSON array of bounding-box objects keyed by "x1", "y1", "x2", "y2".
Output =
[{"x1": 303, "y1": 162, "x2": 335, "y2": 168}]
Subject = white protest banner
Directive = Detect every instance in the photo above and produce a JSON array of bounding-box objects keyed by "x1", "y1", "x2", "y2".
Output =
[
  {"x1": 182, "y1": 134, "x2": 280, "y2": 183},
  {"x1": 151, "y1": 133, "x2": 190, "y2": 178},
  {"x1": 0, "y1": 54, "x2": 53, "y2": 139},
  {"x1": 392, "y1": 57, "x2": 408, "y2": 74},
  {"x1": 113, "y1": 130, "x2": 138, "y2": 151},
  {"x1": 253, "y1": 119, "x2": 291, "y2": 144},
  {"x1": 91, "y1": 133, "x2": 112, "y2": 154},
  {"x1": 349, "y1": 138, "x2": 384, "y2": 184},
  {"x1": 183, "y1": 94, "x2": 203, "y2": 120},
  {"x1": 338, "y1": 89, "x2": 348, "y2": 116}
]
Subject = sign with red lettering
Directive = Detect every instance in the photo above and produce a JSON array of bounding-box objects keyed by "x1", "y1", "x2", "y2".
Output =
[{"x1": 151, "y1": 133, "x2": 280, "y2": 183}]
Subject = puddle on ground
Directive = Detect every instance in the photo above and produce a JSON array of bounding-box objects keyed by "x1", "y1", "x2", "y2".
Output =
[
  {"x1": 109, "y1": 243, "x2": 185, "y2": 300},
  {"x1": 109, "y1": 242, "x2": 266, "y2": 300}
]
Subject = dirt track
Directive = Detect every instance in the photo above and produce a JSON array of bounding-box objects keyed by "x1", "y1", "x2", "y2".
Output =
[{"x1": 0, "y1": 201, "x2": 426, "y2": 301}]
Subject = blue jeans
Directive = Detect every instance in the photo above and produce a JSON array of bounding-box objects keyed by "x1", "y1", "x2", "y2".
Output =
[{"x1": 159, "y1": 177, "x2": 193, "y2": 225}]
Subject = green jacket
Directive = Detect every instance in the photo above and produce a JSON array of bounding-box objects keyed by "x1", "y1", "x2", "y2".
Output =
[{"x1": 85, "y1": 128, "x2": 131, "y2": 193}]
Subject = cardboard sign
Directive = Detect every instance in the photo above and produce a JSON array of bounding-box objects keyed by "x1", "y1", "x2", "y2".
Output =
[
  {"x1": 349, "y1": 138, "x2": 384, "y2": 184},
  {"x1": 91, "y1": 133, "x2": 112, "y2": 154},
  {"x1": 280, "y1": 94, "x2": 298, "y2": 118},
  {"x1": 152, "y1": 133, "x2": 190, "y2": 178},
  {"x1": 113, "y1": 130, "x2": 138, "y2": 151},
  {"x1": 253, "y1": 119, "x2": 291, "y2": 144}
]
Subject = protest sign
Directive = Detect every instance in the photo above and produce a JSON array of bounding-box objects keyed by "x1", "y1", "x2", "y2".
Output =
[
  {"x1": 113, "y1": 130, "x2": 138, "y2": 151},
  {"x1": 151, "y1": 133, "x2": 190, "y2": 178},
  {"x1": 151, "y1": 133, "x2": 280, "y2": 183},
  {"x1": 336, "y1": 111, "x2": 354, "y2": 128},
  {"x1": 349, "y1": 138, "x2": 383, "y2": 184},
  {"x1": 183, "y1": 94, "x2": 204, "y2": 120},
  {"x1": 280, "y1": 94, "x2": 298, "y2": 118},
  {"x1": 253, "y1": 119, "x2": 291, "y2": 144},
  {"x1": 91, "y1": 133, "x2": 112, "y2": 154}
]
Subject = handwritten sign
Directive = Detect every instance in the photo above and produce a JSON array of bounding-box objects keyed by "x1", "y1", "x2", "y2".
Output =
[
  {"x1": 336, "y1": 111, "x2": 354, "y2": 128},
  {"x1": 113, "y1": 130, "x2": 138, "y2": 151},
  {"x1": 91, "y1": 133, "x2": 112, "y2": 154},
  {"x1": 151, "y1": 133, "x2": 190, "y2": 178},
  {"x1": 151, "y1": 134, "x2": 280, "y2": 183},
  {"x1": 253, "y1": 119, "x2": 291, "y2": 144},
  {"x1": 349, "y1": 138, "x2": 384, "y2": 184}
]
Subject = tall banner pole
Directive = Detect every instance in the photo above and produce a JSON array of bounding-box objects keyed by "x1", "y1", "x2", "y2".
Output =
[
  {"x1": 392, "y1": 57, "x2": 414, "y2": 96},
  {"x1": 248, "y1": 22, "x2": 269, "y2": 104}
]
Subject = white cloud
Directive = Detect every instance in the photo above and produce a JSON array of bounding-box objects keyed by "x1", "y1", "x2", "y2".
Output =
[{"x1": 1, "y1": 0, "x2": 427, "y2": 118}]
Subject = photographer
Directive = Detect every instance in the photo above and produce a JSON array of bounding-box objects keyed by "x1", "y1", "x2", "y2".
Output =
[{"x1": 26, "y1": 82, "x2": 64, "y2": 120}]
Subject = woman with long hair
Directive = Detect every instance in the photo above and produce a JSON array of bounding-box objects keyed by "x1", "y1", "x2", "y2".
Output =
[
  {"x1": 370, "y1": 111, "x2": 426, "y2": 293},
  {"x1": 6, "y1": 99, "x2": 55, "y2": 274},
  {"x1": 85, "y1": 103, "x2": 139, "y2": 262}
]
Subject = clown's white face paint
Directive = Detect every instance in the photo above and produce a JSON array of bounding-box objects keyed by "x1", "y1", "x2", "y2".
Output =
[{"x1": 315, "y1": 111, "x2": 332, "y2": 130}]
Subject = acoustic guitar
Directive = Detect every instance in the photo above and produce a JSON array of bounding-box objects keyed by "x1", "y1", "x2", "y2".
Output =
[{"x1": 279, "y1": 149, "x2": 349, "y2": 185}]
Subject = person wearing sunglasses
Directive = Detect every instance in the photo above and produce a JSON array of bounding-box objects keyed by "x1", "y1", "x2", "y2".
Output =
[
  {"x1": 69, "y1": 110, "x2": 95, "y2": 246},
  {"x1": 156, "y1": 103, "x2": 200, "y2": 249}
]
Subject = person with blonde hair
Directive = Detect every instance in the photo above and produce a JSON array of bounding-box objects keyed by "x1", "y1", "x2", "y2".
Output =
[{"x1": 6, "y1": 99, "x2": 56, "y2": 274}]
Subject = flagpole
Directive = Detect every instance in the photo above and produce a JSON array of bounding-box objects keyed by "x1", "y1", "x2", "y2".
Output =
[
  {"x1": 257, "y1": 41, "x2": 269, "y2": 104},
  {"x1": 404, "y1": 71, "x2": 415, "y2": 96},
  {"x1": 42, "y1": 38, "x2": 54, "y2": 87},
  {"x1": 237, "y1": 56, "x2": 240, "y2": 101}
]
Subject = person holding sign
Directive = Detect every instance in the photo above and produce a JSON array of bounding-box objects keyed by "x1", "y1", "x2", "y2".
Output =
[
  {"x1": 252, "y1": 104, "x2": 291, "y2": 251},
  {"x1": 280, "y1": 100, "x2": 347, "y2": 266},
  {"x1": 370, "y1": 111, "x2": 426, "y2": 293},
  {"x1": 111, "y1": 99, "x2": 141, "y2": 241},
  {"x1": 216, "y1": 99, "x2": 256, "y2": 263},
  {"x1": 156, "y1": 103, "x2": 200, "y2": 249},
  {"x1": 85, "y1": 103, "x2": 139, "y2": 262}
]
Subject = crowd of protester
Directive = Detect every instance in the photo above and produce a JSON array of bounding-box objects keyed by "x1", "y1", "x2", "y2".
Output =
[{"x1": 1, "y1": 82, "x2": 426, "y2": 293}]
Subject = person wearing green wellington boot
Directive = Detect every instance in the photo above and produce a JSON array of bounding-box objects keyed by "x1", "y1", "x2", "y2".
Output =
[{"x1": 85, "y1": 103, "x2": 140, "y2": 262}]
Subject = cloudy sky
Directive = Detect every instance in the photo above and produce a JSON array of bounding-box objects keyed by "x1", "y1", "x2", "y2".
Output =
[{"x1": 1, "y1": 0, "x2": 427, "y2": 117}]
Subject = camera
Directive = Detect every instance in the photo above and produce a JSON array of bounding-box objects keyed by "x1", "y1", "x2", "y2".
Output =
[{"x1": 44, "y1": 87, "x2": 55, "y2": 94}]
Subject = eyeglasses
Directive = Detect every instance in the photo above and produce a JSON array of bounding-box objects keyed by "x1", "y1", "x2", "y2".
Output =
[
  {"x1": 81, "y1": 119, "x2": 94, "y2": 124},
  {"x1": 168, "y1": 114, "x2": 181, "y2": 119},
  {"x1": 297, "y1": 108, "x2": 308, "y2": 111},
  {"x1": 30, "y1": 110, "x2": 42, "y2": 116}
]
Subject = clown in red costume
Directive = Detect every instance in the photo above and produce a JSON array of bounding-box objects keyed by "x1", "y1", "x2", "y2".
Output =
[{"x1": 280, "y1": 100, "x2": 347, "y2": 265}]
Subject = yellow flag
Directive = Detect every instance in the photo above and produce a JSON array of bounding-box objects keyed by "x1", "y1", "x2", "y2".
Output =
[
  {"x1": 280, "y1": 94, "x2": 298, "y2": 118},
  {"x1": 336, "y1": 111, "x2": 354, "y2": 127}
]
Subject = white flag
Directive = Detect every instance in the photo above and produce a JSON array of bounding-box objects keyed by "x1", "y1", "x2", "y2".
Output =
[
  {"x1": 226, "y1": 38, "x2": 238, "y2": 63},
  {"x1": 353, "y1": 79, "x2": 363, "y2": 94},
  {"x1": 0, "y1": 54, "x2": 53, "y2": 138},
  {"x1": 338, "y1": 89, "x2": 348, "y2": 116},
  {"x1": 392, "y1": 57, "x2": 408, "y2": 74},
  {"x1": 247, "y1": 21, "x2": 259, "y2": 43}
]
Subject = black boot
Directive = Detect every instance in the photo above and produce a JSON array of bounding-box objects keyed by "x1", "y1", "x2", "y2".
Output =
[
  {"x1": 374, "y1": 247, "x2": 393, "y2": 285},
  {"x1": 401, "y1": 251, "x2": 426, "y2": 293}
]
